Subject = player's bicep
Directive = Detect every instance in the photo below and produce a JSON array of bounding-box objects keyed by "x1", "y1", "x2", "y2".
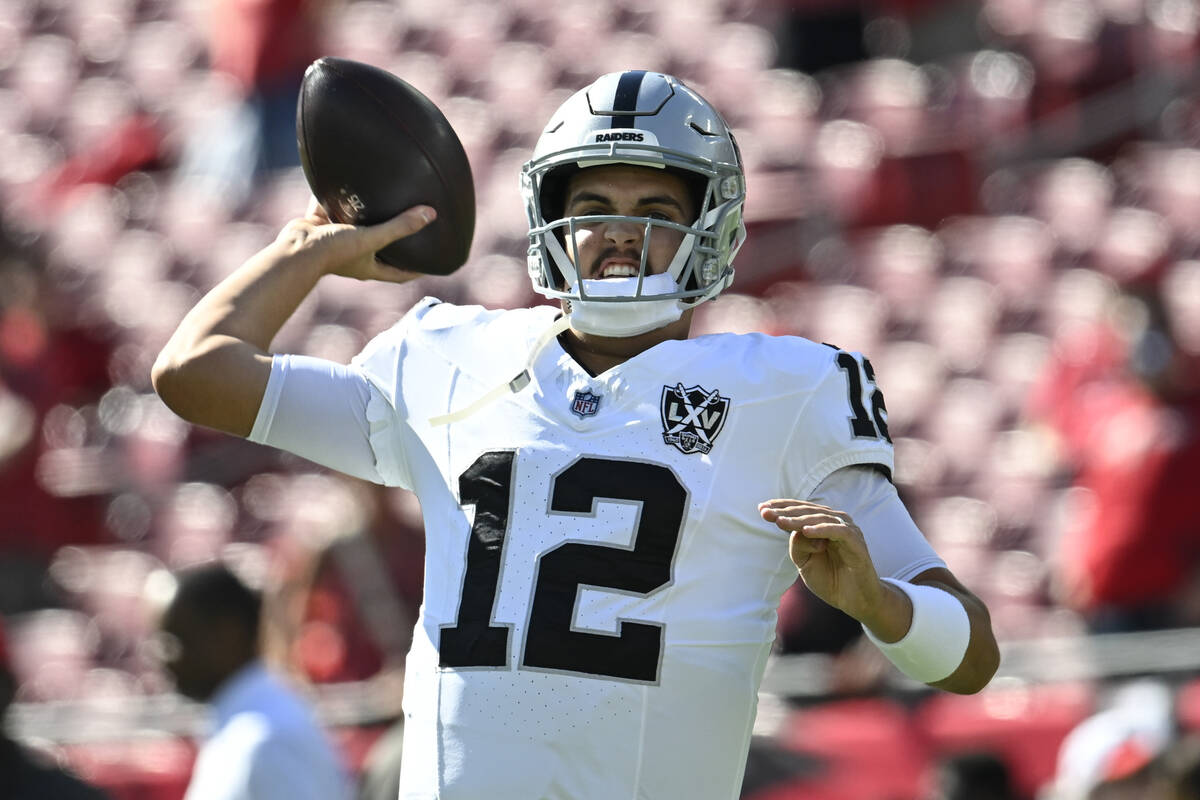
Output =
[
  {"x1": 249, "y1": 354, "x2": 385, "y2": 483},
  {"x1": 809, "y1": 465, "x2": 944, "y2": 580}
]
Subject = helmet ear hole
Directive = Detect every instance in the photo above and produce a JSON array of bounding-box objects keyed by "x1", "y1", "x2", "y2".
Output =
[
  {"x1": 665, "y1": 167, "x2": 709, "y2": 223},
  {"x1": 538, "y1": 165, "x2": 580, "y2": 225}
]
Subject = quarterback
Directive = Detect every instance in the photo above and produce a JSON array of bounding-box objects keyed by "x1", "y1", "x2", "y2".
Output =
[{"x1": 154, "y1": 71, "x2": 999, "y2": 799}]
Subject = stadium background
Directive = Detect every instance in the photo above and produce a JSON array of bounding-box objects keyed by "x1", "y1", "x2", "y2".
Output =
[{"x1": 1, "y1": 0, "x2": 1199, "y2": 797}]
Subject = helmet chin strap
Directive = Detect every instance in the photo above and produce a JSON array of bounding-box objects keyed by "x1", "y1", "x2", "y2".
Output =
[{"x1": 565, "y1": 274, "x2": 684, "y2": 337}]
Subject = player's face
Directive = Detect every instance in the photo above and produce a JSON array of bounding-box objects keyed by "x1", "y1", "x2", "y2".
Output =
[{"x1": 562, "y1": 165, "x2": 695, "y2": 281}]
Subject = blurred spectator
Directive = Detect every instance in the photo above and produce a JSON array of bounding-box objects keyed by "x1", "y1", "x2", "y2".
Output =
[
  {"x1": 1030, "y1": 275, "x2": 1200, "y2": 632},
  {"x1": 775, "y1": 2, "x2": 869, "y2": 74},
  {"x1": 257, "y1": 476, "x2": 421, "y2": 685},
  {"x1": 1047, "y1": 681, "x2": 1175, "y2": 800},
  {"x1": 925, "y1": 750, "x2": 1021, "y2": 800},
  {"x1": 0, "y1": 616, "x2": 113, "y2": 799},
  {"x1": 1163, "y1": 736, "x2": 1200, "y2": 800},
  {"x1": 356, "y1": 718, "x2": 404, "y2": 800},
  {"x1": 148, "y1": 562, "x2": 352, "y2": 800},
  {"x1": 173, "y1": 0, "x2": 323, "y2": 211},
  {"x1": 0, "y1": 219, "x2": 113, "y2": 612}
]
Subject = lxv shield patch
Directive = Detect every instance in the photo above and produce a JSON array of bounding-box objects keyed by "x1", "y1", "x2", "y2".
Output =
[{"x1": 660, "y1": 383, "x2": 730, "y2": 455}]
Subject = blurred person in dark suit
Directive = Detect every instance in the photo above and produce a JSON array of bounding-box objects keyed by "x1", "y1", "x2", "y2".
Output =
[{"x1": 0, "y1": 617, "x2": 113, "y2": 800}]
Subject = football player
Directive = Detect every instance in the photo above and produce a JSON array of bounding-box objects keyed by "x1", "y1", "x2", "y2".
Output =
[{"x1": 154, "y1": 71, "x2": 999, "y2": 800}]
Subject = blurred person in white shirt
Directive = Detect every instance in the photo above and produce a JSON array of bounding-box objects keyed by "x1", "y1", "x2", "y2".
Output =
[{"x1": 149, "y1": 562, "x2": 352, "y2": 800}]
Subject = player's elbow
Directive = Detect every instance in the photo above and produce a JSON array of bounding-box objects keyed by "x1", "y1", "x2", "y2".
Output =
[
  {"x1": 936, "y1": 600, "x2": 1001, "y2": 695},
  {"x1": 949, "y1": 633, "x2": 1001, "y2": 695},
  {"x1": 150, "y1": 339, "x2": 266, "y2": 437},
  {"x1": 151, "y1": 346, "x2": 189, "y2": 416},
  {"x1": 152, "y1": 344, "x2": 216, "y2": 428}
]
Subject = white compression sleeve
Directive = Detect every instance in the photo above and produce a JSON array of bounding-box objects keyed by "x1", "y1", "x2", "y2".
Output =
[{"x1": 862, "y1": 578, "x2": 971, "y2": 683}]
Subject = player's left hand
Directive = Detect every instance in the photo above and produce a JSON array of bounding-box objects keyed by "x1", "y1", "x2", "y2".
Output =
[{"x1": 758, "y1": 499, "x2": 887, "y2": 624}]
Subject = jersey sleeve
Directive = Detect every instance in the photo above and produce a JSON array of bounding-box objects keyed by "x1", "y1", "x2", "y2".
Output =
[
  {"x1": 810, "y1": 465, "x2": 945, "y2": 581},
  {"x1": 249, "y1": 297, "x2": 448, "y2": 488},
  {"x1": 782, "y1": 348, "x2": 895, "y2": 500},
  {"x1": 248, "y1": 354, "x2": 388, "y2": 484}
]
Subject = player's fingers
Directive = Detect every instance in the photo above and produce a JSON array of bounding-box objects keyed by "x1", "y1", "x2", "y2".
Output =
[
  {"x1": 792, "y1": 520, "x2": 857, "y2": 541},
  {"x1": 759, "y1": 504, "x2": 844, "y2": 526},
  {"x1": 361, "y1": 205, "x2": 437, "y2": 251},
  {"x1": 789, "y1": 531, "x2": 826, "y2": 560},
  {"x1": 771, "y1": 512, "x2": 846, "y2": 534},
  {"x1": 758, "y1": 498, "x2": 834, "y2": 513},
  {"x1": 362, "y1": 258, "x2": 424, "y2": 284},
  {"x1": 305, "y1": 195, "x2": 331, "y2": 222}
]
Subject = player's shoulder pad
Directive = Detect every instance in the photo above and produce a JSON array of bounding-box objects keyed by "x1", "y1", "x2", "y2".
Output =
[
  {"x1": 354, "y1": 296, "x2": 490, "y2": 358},
  {"x1": 691, "y1": 331, "x2": 845, "y2": 394},
  {"x1": 353, "y1": 297, "x2": 556, "y2": 384},
  {"x1": 405, "y1": 296, "x2": 489, "y2": 331}
]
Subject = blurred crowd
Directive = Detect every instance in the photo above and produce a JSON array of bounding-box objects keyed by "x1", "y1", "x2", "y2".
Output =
[{"x1": 1, "y1": 0, "x2": 1200, "y2": 797}]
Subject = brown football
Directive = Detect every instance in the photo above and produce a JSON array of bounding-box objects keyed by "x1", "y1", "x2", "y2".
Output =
[{"x1": 296, "y1": 57, "x2": 475, "y2": 275}]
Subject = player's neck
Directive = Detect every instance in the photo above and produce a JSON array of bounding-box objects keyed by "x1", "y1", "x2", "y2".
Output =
[{"x1": 560, "y1": 312, "x2": 693, "y2": 375}]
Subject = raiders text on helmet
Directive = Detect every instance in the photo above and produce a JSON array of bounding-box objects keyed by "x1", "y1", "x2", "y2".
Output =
[{"x1": 520, "y1": 71, "x2": 747, "y2": 337}]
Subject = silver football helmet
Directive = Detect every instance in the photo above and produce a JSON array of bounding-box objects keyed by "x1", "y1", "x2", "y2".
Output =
[{"x1": 521, "y1": 71, "x2": 747, "y2": 337}]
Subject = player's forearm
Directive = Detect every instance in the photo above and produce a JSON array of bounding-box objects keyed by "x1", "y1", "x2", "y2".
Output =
[
  {"x1": 152, "y1": 239, "x2": 325, "y2": 435},
  {"x1": 924, "y1": 582, "x2": 1000, "y2": 694},
  {"x1": 169, "y1": 238, "x2": 327, "y2": 354},
  {"x1": 859, "y1": 570, "x2": 999, "y2": 695}
]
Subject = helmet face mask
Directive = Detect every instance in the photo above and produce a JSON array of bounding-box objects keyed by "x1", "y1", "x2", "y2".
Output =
[{"x1": 521, "y1": 71, "x2": 747, "y2": 337}]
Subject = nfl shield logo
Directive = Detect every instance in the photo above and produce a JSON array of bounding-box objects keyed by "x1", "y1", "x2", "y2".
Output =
[
  {"x1": 570, "y1": 389, "x2": 601, "y2": 418},
  {"x1": 660, "y1": 383, "x2": 731, "y2": 455}
]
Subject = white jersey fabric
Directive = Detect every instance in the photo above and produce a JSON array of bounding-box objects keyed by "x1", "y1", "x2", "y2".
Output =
[{"x1": 250, "y1": 298, "x2": 944, "y2": 800}]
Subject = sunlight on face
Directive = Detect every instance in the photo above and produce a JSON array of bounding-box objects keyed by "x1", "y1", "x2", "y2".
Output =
[{"x1": 562, "y1": 165, "x2": 696, "y2": 281}]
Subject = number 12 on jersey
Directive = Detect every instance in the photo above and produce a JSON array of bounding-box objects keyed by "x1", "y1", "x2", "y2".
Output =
[
  {"x1": 439, "y1": 452, "x2": 688, "y2": 682},
  {"x1": 832, "y1": 349, "x2": 891, "y2": 443}
]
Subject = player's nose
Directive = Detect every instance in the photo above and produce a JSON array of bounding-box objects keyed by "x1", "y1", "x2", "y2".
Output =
[{"x1": 603, "y1": 218, "x2": 643, "y2": 245}]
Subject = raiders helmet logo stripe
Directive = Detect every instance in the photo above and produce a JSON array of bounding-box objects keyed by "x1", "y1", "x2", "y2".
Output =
[{"x1": 610, "y1": 70, "x2": 647, "y2": 129}]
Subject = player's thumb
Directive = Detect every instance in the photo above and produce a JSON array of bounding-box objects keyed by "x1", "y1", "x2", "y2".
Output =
[{"x1": 366, "y1": 205, "x2": 437, "y2": 249}]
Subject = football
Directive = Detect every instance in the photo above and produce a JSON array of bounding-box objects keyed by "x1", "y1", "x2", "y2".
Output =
[{"x1": 296, "y1": 57, "x2": 475, "y2": 275}]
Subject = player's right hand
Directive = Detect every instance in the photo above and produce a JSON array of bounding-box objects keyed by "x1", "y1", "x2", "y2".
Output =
[{"x1": 274, "y1": 197, "x2": 437, "y2": 283}]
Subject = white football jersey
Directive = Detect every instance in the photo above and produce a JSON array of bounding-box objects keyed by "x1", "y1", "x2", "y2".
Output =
[{"x1": 325, "y1": 297, "x2": 902, "y2": 800}]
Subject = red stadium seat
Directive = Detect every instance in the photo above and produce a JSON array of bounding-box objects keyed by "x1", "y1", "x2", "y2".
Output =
[
  {"x1": 771, "y1": 697, "x2": 933, "y2": 800},
  {"x1": 914, "y1": 680, "x2": 1097, "y2": 800}
]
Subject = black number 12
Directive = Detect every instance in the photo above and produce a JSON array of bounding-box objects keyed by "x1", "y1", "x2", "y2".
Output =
[
  {"x1": 440, "y1": 453, "x2": 687, "y2": 683},
  {"x1": 835, "y1": 351, "x2": 891, "y2": 443}
]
